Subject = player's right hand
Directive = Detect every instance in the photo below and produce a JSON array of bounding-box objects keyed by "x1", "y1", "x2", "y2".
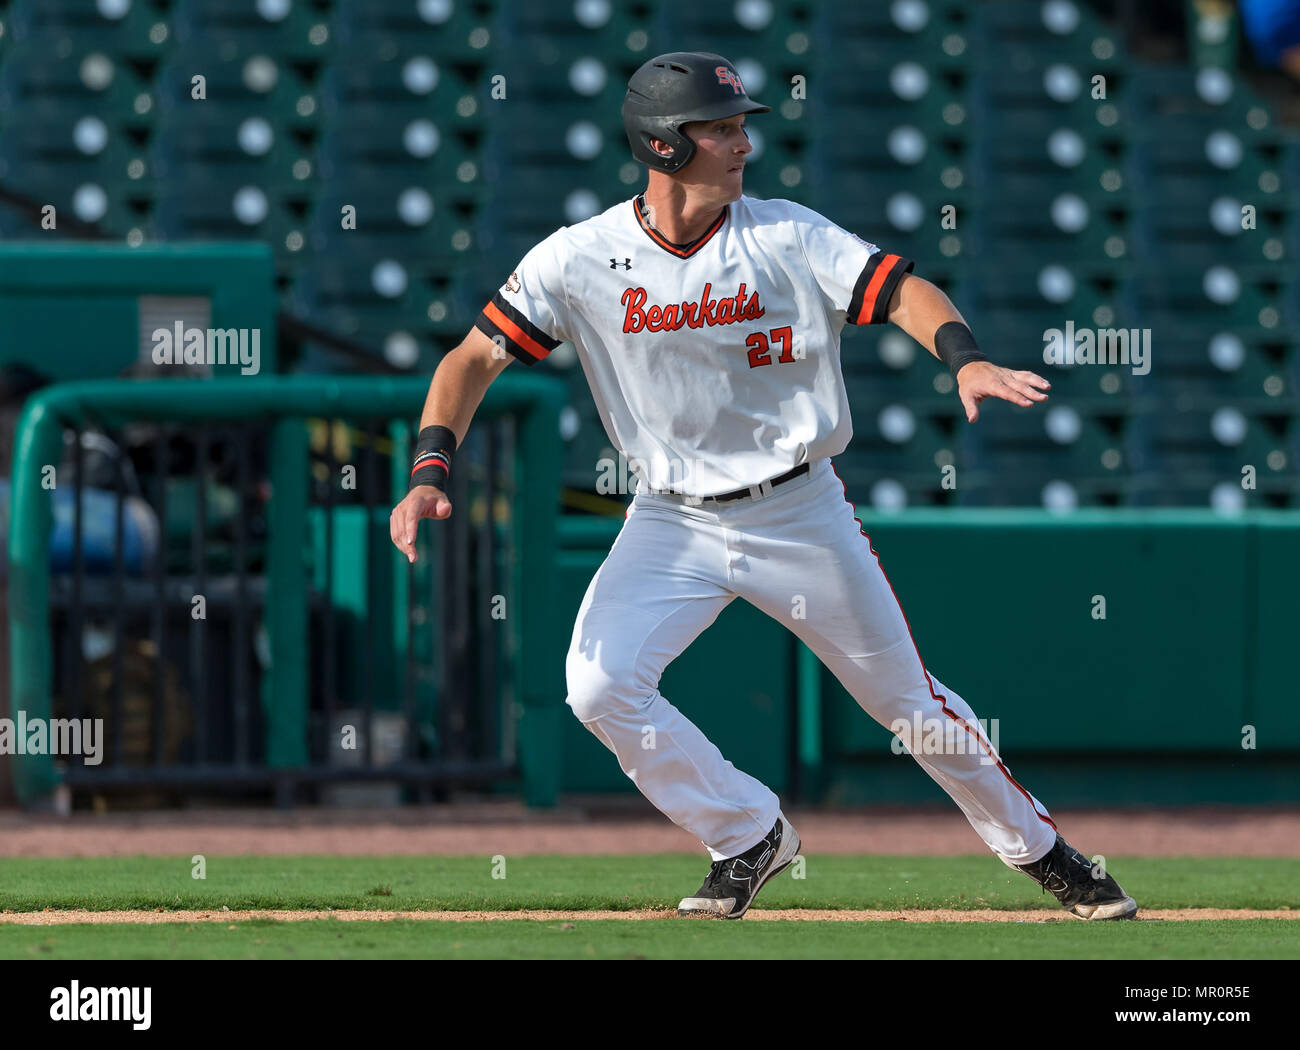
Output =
[{"x1": 390, "y1": 484, "x2": 452, "y2": 563}]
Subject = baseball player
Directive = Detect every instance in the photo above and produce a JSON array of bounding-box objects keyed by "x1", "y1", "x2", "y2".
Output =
[{"x1": 391, "y1": 52, "x2": 1137, "y2": 921}]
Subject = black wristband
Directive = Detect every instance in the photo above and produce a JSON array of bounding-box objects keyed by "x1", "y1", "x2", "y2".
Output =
[
  {"x1": 409, "y1": 425, "x2": 457, "y2": 492},
  {"x1": 934, "y1": 321, "x2": 989, "y2": 377}
]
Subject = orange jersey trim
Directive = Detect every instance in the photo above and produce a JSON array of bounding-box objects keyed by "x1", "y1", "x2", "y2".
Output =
[
  {"x1": 633, "y1": 199, "x2": 727, "y2": 258},
  {"x1": 482, "y1": 300, "x2": 548, "y2": 361},
  {"x1": 856, "y1": 253, "x2": 904, "y2": 325}
]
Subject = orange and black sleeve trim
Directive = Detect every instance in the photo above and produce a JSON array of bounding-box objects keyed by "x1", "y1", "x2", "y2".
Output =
[
  {"x1": 848, "y1": 251, "x2": 915, "y2": 326},
  {"x1": 474, "y1": 293, "x2": 562, "y2": 366}
]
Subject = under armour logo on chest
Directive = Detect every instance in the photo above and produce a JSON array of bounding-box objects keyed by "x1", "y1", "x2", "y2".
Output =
[{"x1": 610, "y1": 258, "x2": 632, "y2": 270}]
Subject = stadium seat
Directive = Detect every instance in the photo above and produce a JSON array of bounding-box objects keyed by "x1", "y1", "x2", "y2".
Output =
[
  {"x1": 1126, "y1": 406, "x2": 1283, "y2": 481},
  {"x1": 1128, "y1": 66, "x2": 1260, "y2": 129},
  {"x1": 0, "y1": 162, "x2": 140, "y2": 232},
  {"x1": 1129, "y1": 264, "x2": 1276, "y2": 334},
  {"x1": 957, "y1": 401, "x2": 1128, "y2": 508},
  {"x1": 1128, "y1": 124, "x2": 1281, "y2": 203},
  {"x1": 666, "y1": 4, "x2": 815, "y2": 61},
  {"x1": 973, "y1": 111, "x2": 1121, "y2": 187},
  {"x1": 823, "y1": 4, "x2": 965, "y2": 69},
  {"x1": 334, "y1": 0, "x2": 495, "y2": 52},
  {"x1": 969, "y1": 65, "x2": 1120, "y2": 129},
  {"x1": 970, "y1": 0, "x2": 1117, "y2": 50},
  {"x1": 150, "y1": 181, "x2": 305, "y2": 266},
  {"x1": 288, "y1": 259, "x2": 449, "y2": 359},
  {"x1": 0, "y1": 106, "x2": 141, "y2": 194},
  {"x1": 1128, "y1": 328, "x2": 1293, "y2": 413},
  {"x1": 496, "y1": 0, "x2": 654, "y2": 56},
  {"x1": 1132, "y1": 195, "x2": 1286, "y2": 266},
  {"x1": 970, "y1": 175, "x2": 1127, "y2": 261},
  {"x1": 468, "y1": 44, "x2": 629, "y2": 114},
  {"x1": 9, "y1": 0, "x2": 166, "y2": 62},
  {"x1": 320, "y1": 52, "x2": 478, "y2": 126},
  {"x1": 316, "y1": 110, "x2": 478, "y2": 209},
  {"x1": 155, "y1": 49, "x2": 316, "y2": 130},
  {"x1": 308, "y1": 179, "x2": 470, "y2": 272},
  {"x1": 150, "y1": 111, "x2": 310, "y2": 198},
  {"x1": 171, "y1": 0, "x2": 331, "y2": 61},
  {"x1": 827, "y1": 60, "x2": 966, "y2": 134},
  {"x1": 0, "y1": 47, "x2": 150, "y2": 128},
  {"x1": 815, "y1": 129, "x2": 967, "y2": 208}
]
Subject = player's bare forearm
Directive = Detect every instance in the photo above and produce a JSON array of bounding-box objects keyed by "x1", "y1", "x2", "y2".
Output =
[
  {"x1": 884, "y1": 273, "x2": 1050, "y2": 423},
  {"x1": 417, "y1": 326, "x2": 513, "y2": 445},
  {"x1": 884, "y1": 273, "x2": 968, "y2": 356},
  {"x1": 389, "y1": 327, "x2": 511, "y2": 561}
]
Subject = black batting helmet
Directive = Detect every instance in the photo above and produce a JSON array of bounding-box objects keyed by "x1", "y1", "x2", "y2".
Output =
[{"x1": 622, "y1": 52, "x2": 770, "y2": 174}]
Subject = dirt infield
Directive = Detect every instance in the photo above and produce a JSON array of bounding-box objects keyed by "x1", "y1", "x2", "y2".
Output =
[
  {"x1": 0, "y1": 908, "x2": 1293, "y2": 925},
  {"x1": 1, "y1": 802, "x2": 1296, "y2": 857}
]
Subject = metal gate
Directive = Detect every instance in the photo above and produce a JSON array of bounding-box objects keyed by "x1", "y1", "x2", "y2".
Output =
[{"x1": 5, "y1": 375, "x2": 565, "y2": 806}]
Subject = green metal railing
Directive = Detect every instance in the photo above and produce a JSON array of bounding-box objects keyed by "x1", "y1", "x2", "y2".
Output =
[{"x1": 7, "y1": 374, "x2": 567, "y2": 804}]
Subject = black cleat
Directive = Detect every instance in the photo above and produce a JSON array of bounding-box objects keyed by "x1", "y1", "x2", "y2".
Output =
[
  {"x1": 1015, "y1": 834, "x2": 1138, "y2": 921},
  {"x1": 677, "y1": 815, "x2": 801, "y2": 920}
]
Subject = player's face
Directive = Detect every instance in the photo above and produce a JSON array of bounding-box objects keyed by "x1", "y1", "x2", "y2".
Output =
[{"x1": 679, "y1": 115, "x2": 752, "y2": 202}]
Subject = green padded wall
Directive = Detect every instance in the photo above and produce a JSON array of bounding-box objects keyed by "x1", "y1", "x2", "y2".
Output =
[{"x1": 0, "y1": 243, "x2": 276, "y2": 379}]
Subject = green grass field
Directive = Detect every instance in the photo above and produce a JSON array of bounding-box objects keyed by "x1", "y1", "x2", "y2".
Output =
[
  {"x1": 7, "y1": 918, "x2": 1296, "y2": 960},
  {"x1": 0, "y1": 855, "x2": 1295, "y2": 959}
]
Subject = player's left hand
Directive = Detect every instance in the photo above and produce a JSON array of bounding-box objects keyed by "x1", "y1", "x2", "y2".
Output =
[{"x1": 955, "y1": 361, "x2": 1050, "y2": 423}]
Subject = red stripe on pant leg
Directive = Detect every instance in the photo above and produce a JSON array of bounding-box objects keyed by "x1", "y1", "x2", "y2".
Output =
[{"x1": 828, "y1": 461, "x2": 1058, "y2": 833}]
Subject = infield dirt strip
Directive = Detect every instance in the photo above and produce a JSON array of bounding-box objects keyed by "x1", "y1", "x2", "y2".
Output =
[{"x1": 0, "y1": 908, "x2": 1293, "y2": 924}]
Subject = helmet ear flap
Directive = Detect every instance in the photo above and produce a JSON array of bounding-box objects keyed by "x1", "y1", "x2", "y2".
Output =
[{"x1": 637, "y1": 125, "x2": 695, "y2": 174}]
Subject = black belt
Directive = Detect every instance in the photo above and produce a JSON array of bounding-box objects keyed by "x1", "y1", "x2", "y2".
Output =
[{"x1": 701, "y1": 462, "x2": 809, "y2": 504}]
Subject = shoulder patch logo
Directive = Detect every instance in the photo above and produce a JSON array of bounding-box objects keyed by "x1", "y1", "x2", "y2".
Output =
[
  {"x1": 503, "y1": 272, "x2": 521, "y2": 293},
  {"x1": 610, "y1": 258, "x2": 632, "y2": 270}
]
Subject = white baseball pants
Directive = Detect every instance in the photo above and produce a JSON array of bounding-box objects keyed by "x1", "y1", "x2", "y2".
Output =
[{"x1": 565, "y1": 457, "x2": 1059, "y2": 864}]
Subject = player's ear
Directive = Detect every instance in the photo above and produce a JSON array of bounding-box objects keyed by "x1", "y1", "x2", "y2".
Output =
[{"x1": 648, "y1": 136, "x2": 674, "y2": 157}]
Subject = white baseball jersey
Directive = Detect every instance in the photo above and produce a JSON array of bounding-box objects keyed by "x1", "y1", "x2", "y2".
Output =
[{"x1": 474, "y1": 194, "x2": 914, "y2": 497}]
